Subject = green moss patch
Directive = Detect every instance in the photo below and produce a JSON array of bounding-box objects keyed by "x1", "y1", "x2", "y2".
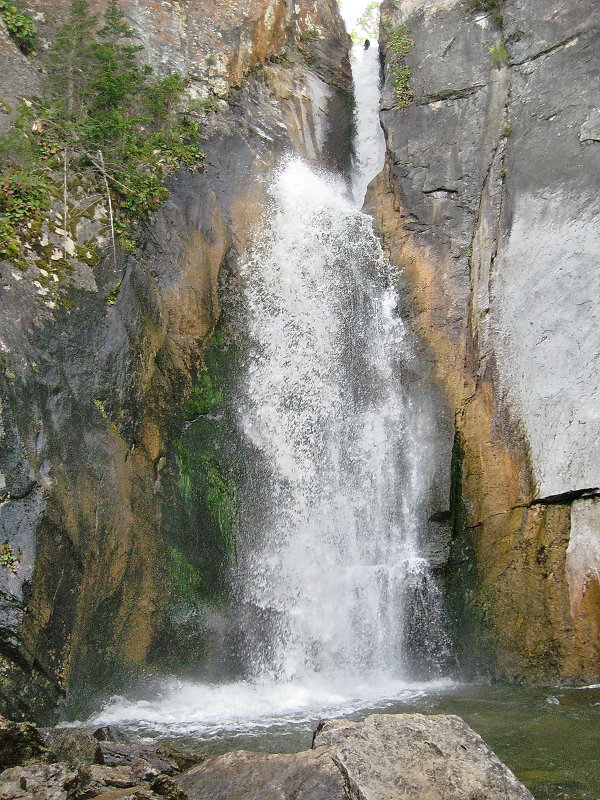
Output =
[
  {"x1": 0, "y1": 1, "x2": 37, "y2": 55},
  {"x1": 166, "y1": 322, "x2": 240, "y2": 609},
  {"x1": 388, "y1": 26, "x2": 414, "y2": 107}
]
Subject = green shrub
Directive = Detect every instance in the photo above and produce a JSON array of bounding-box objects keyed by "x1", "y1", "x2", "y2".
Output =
[
  {"x1": 0, "y1": 541, "x2": 20, "y2": 572},
  {"x1": 0, "y1": 168, "x2": 51, "y2": 221},
  {"x1": 0, "y1": 0, "x2": 205, "y2": 268},
  {"x1": 465, "y1": 0, "x2": 503, "y2": 27},
  {"x1": 0, "y1": 1, "x2": 36, "y2": 54},
  {"x1": 300, "y1": 27, "x2": 321, "y2": 42},
  {"x1": 105, "y1": 279, "x2": 121, "y2": 305},
  {"x1": 500, "y1": 122, "x2": 512, "y2": 137},
  {"x1": 388, "y1": 25, "x2": 414, "y2": 107},
  {"x1": 0, "y1": 162, "x2": 52, "y2": 268},
  {"x1": 191, "y1": 95, "x2": 219, "y2": 114},
  {"x1": 488, "y1": 41, "x2": 508, "y2": 67}
]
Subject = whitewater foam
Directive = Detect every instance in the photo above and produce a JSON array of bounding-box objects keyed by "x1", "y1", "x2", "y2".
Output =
[{"x1": 88, "y1": 676, "x2": 454, "y2": 739}]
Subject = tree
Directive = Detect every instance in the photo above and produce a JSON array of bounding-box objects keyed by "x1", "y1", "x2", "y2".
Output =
[
  {"x1": 352, "y1": 1, "x2": 380, "y2": 42},
  {"x1": 47, "y1": 0, "x2": 97, "y2": 117},
  {"x1": 1, "y1": 0, "x2": 204, "y2": 266}
]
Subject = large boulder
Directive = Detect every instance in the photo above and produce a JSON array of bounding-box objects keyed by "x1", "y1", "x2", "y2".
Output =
[
  {"x1": 178, "y1": 748, "x2": 346, "y2": 800},
  {"x1": 313, "y1": 714, "x2": 534, "y2": 800},
  {"x1": 42, "y1": 727, "x2": 102, "y2": 767},
  {"x1": 178, "y1": 713, "x2": 533, "y2": 800}
]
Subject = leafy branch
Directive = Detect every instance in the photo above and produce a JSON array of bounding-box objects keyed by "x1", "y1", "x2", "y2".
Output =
[{"x1": 0, "y1": 0, "x2": 205, "y2": 269}]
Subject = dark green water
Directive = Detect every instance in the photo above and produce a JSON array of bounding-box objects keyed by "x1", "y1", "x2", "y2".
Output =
[{"x1": 154, "y1": 684, "x2": 600, "y2": 800}]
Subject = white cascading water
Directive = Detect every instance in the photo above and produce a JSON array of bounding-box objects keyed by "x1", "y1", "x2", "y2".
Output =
[
  {"x1": 235, "y1": 155, "x2": 443, "y2": 682},
  {"x1": 88, "y1": 43, "x2": 451, "y2": 739},
  {"x1": 351, "y1": 42, "x2": 386, "y2": 205}
]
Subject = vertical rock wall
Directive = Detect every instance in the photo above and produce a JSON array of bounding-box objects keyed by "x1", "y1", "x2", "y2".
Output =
[
  {"x1": 374, "y1": 0, "x2": 599, "y2": 679},
  {"x1": 0, "y1": 0, "x2": 351, "y2": 720}
]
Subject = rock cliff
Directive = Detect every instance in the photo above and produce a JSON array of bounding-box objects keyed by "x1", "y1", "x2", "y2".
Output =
[
  {"x1": 1, "y1": 0, "x2": 598, "y2": 723},
  {"x1": 0, "y1": 0, "x2": 351, "y2": 720},
  {"x1": 373, "y1": 0, "x2": 599, "y2": 679}
]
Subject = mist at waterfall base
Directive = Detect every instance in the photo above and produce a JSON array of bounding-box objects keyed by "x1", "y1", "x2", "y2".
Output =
[{"x1": 87, "y1": 44, "x2": 453, "y2": 739}]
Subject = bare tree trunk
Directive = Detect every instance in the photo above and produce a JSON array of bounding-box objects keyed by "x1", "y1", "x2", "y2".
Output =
[
  {"x1": 97, "y1": 149, "x2": 117, "y2": 272},
  {"x1": 62, "y1": 147, "x2": 69, "y2": 261}
]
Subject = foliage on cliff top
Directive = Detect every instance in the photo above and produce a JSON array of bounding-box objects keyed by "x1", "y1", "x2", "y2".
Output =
[
  {"x1": 0, "y1": 0, "x2": 204, "y2": 268},
  {"x1": 0, "y1": 0, "x2": 37, "y2": 54},
  {"x1": 350, "y1": 1, "x2": 380, "y2": 43},
  {"x1": 465, "y1": 0, "x2": 503, "y2": 27}
]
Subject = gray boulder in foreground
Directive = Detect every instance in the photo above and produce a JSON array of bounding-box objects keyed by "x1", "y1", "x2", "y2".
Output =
[
  {"x1": 179, "y1": 713, "x2": 533, "y2": 800},
  {"x1": 313, "y1": 714, "x2": 534, "y2": 800},
  {"x1": 178, "y1": 748, "x2": 346, "y2": 800}
]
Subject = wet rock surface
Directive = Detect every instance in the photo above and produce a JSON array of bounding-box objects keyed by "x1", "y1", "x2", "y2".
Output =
[
  {"x1": 375, "y1": 0, "x2": 600, "y2": 681},
  {"x1": 42, "y1": 728, "x2": 102, "y2": 768},
  {"x1": 96, "y1": 742, "x2": 179, "y2": 775},
  {"x1": 0, "y1": 716, "x2": 47, "y2": 770},
  {"x1": 0, "y1": 712, "x2": 537, "y2": 800},
  {"x1": 0, "y1": 0, "x2": 351, "y2": 721}
]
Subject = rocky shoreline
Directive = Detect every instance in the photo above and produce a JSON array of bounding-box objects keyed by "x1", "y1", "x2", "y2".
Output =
[{"x1": 1, "y1": 712, "x2": 533, "y2": 800}]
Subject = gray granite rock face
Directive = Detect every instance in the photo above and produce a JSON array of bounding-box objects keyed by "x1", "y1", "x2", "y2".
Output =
[
  {"x1": 491, "y1": 18, "x2": 599, "y2": 499},
  {"x1": 381, "y1": 0, "x2": 599, "y2": 500},
  {"x1": 377, "y1": 0, "x2": 600, "y2": 678},
  {"x1": 314, "y1": 714, "x2": 533, "y2": 800},
  {"x1": 0, "y1": 21, "x2": 40, "y2": 135}
]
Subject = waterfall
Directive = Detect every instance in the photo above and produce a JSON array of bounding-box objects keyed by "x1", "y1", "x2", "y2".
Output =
[
  {"x1": 234, "y1": 45, "x2": 448, "y2": 685},
  {"x1": 234, "y1": 155, "x2": 446, "y2": 684},
  {"x1": 89, "y1": 41, "x2": 451, "y2": 740},
  {"x1": 351, "y1": 43, "x2": 386, "y2": 206}
]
